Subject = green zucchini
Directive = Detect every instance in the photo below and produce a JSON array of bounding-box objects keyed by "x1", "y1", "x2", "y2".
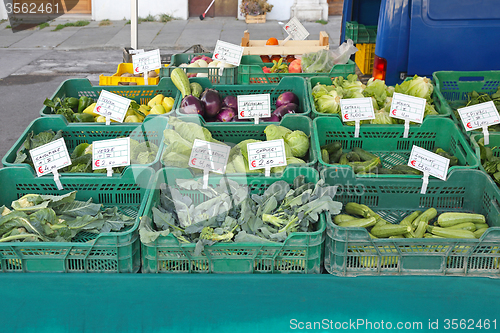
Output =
[
  {"x1": 426, "y1": 225, "x2": 476, "y2": 239},
  {"x1": 400, "y1": 210, "x2": 421, "y2": 238},
  {"x1": 352, "y1": 147, "x2": 378, "y2": 161},
  {"x1": 412, "y1": 208, "x2": 437, "y2": 228},
  {"x1": 338, "y1": 216, "x2": 377, "y2": 228},
  {"x1": 171, "y1": 68, "x2": 191, "y2": 97},
  {"x1": 189, "y1": 82, "x2": 203, "y2": 98},
  {"x1": 447, "y1": 222, "x2": 477, "y2": 232},
  {"x1": 424, "y1": 233, "x2": 444, "y2": 239},
  {"x1": 437, "y1": 212, "x2": 486, "y2": 227},
  {"x1": 474, "y1": 228, "x2": 488, "y2": 239},
  {"x1": 345, "y1": 202, "x2": 372, "y2": 218},
  {"x1": 334, "y1": 214, "x2": 357, "y2": 225},
  {"x1": 414, "y1": 220, "x2": 428, "y2": 238},
  {"x1": 371, "y1": 224, "x2": 411, "y2": 238},
  {"x1": 474, "y1": 223, "x2": 489, "y2": 229}
]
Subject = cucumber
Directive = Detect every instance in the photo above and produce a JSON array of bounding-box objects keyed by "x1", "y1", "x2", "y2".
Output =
[
  {"x1": 426, "y1": 225, "x2": 476, "y2": 239},
  {"x1": 371, "y1": 224, "x2": 411, "y2": 238},
  {"x1": 339, "y1": 153, "x2": 349, "y2": 165},
  {"x1": 338, "y1": 216, "x2": 377, "y2": 228},
  {"x1": 171, "y1": 68, "x2": 191, "y2": 97},
  {"x1": 321, "y1": 141, "x2": 342, "y2": 155},
  {"x1": 391, "y1": 165, "x2": 423, "y2": 175},
  {"x1": 348, "y1": 158, "x2": 380, "y2": 173},
  {"x1": 352, "y1": 147, "x2": 378, "y2": 161},
  {"x1": 321, "y1": 149, "x2": 330, "y2": 164},
  {"x1": 437, "y1": 212, "x2": 486, "y2": 227},
  {"x1": 329, "y1": 148, "x2": 343, "y2": 163},
  {"x1": 190, "y1": 82, "x2": 203, "y2": 98},
  {"x1": 346, "y1": 151, "x2": 361, "y2": 162}
]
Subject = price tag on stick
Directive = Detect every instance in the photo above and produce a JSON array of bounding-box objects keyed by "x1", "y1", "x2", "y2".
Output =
[
  {"x1": 340, "y1": 98, "x2": 375, "y2": 137},
  {"x1": 282, "y1": 17, "x2": 310, "y2": 45},
  {"x1": 237, "y1": 94, "x2": 271, "y2": 124},
  {"x1": 189, "y1": 139, "x2": 231, "y2": 189},
  {"x1": 457, "y1": 101, "x2": 500, "y2": 145},
  {"x1": 247, "y1": 139, "x2": 287, "y2": 177},
  {"x1": 132, "y1": 49, "x2": 161, "y2": 85},
  {"x1": 30, "y1": 138, "x2": 72, "y2": 190},
  {"x1": 213, "y1": 40, "x2": 243, "y2": 75},
  {"x1": 408, "y1": 145, "x2": 450, "y2": 194},
  {"x1": 390, "y1": 93, "x2": 426, "y2": 138},
  {"x1": 92, "y1": 138, "x2": 131, "y2": 177},
  {"x1": 95, "y1": 90, "x2": 132, "y2": 125}
]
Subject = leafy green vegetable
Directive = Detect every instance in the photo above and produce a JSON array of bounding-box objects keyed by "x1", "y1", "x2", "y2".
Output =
[
  {"x1": 395, "y1": 75, "x2": 433, "y2": 102},
  {"x1": 264, "y1": 125, "x2": 292, "y2": 141},
  {"x1": 285, "y1": 130, "x2": 309, "y2": 158}
]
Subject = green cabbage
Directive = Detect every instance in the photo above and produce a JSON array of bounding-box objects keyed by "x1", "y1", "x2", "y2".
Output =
[
  {"x1": 285, "y1": 130, "x2": 309, "y2": 158},
  {"x1": 286, "y1": 157, "x2": 306, "y2": 165},
  {"x1": 264, "y1": 125, "x2": 292, "y2": 141},
  {"x1": 316, "y1": 90, "x2": 341, "y2": 114},
  {"x1": 394, "y1": 75, "x2": 433, "y2": 102}
]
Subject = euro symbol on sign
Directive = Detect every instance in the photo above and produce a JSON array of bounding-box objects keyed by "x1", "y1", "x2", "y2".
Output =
[
  {"x1": 191, "y1": 158, "x2": 197, "y2": 165},
  {"x1": 285, "y1": 25, "x2": 289, "y2": 30},
  {"x1": 251, "y1": 160, "x2": 256, "y2": 168},
  {"x1": 344, "y1": 114, "x2": 349, "y2": 120},
  {"x1": 410, "y1": 160, "x2": 416, "y2": 167},
  {"x1": 240, "y1": 111, "x2": 244, "y2": 117},
  {"x1": 135, "y1": 67, "x2": 139, "y2": 73},
  {"x1": 95, "y1": 160, "x2": 100, "y2": 167},
  {"x1": 96, "y1": 106, "x2": 101, "y2": 112},
  {"x1": 392, "y1": 109, "x2": 397, "y2": 116},
  {"x1": 38, "y1": 166, "x2": 43, "y2": 174},
  {"x1": 214, "y1": 53, "x2": 219, "y2": 59},
  {"x1": 466, "y1": 122, "x2": 472, "y2": 129}
]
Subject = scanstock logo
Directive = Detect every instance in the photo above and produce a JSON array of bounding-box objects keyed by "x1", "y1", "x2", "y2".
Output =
[{"x1": 3, "y1": 0, "x2": 81, "y2": 32}]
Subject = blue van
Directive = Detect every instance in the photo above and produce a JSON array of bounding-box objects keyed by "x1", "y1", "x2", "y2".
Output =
[{"x1": 343, "y1": 0, "x2": 500, "y2": 85}]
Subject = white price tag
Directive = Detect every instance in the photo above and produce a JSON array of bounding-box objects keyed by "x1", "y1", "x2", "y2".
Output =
[
  {"x1": 189, "y1": 139, "x2": 230, "y2": 174},
  {"x1": 283, "y1": 17, "x2": 309, "y2": 41},
  {"x1": 458, "y1": 101, "x2": 500, "y2": 131},
  {"x1": 237, "y1": 94, "x2": 271, "y2": 124},
  {"x1": 92, "y1": 138, "x2": 131, "y2": 174},
  {"x1": 95, "y1": 90, "x2": 132, "y2": 124},
  {"x1": 340, "y1": 98, "x2": 375, "y2": 138},
  {"x1": 213, "y1": 40, "x2": 244, "y2": 66},
  {"x1": 408, "y1": 145, "x2": 450, "y2": 181},
  {"x1": 132, "y1": 49, "x2": 161, "y2": 74},
  {"x1": 30, "y1": 138, "x2": 71, "y2": 189},
  {"x1": 390, "y1": 93, "x2": 426, "y2": 123},
  {"x1": 247, "y1": 139, "x2": 287, "y2": 176},
  {"x1": 128, "y1": 49, "x2": 144, "y2": 55}
]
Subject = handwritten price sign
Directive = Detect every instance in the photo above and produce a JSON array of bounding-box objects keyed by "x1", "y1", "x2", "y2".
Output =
[
  {"x1": 340, "y1": 98, "x2": 375, "y2": 122},
  {"x1": 237, "y1": 94, "x2": 271, "y2": 121},
  {"x1": 92, "y1": 138, "x2": 130, "y2": 171},
  {"x1": 30, "y1": 138, "x2": 71, "y2": 177},
  {"x1": 247, "y1": 139, "x2": 287, "y2": 172},
  {"x1": 408, "y1": 145, "x2": 450, "y2": 181},
  {"x1": 457, "y1": 101, "x2": 500, "y2": 131},
  {"x1": 213, "y1": 40, "x2": 243, "y2": 66},
  {"x1": 283, "y1": 17, "x2": 309, "y2": 41},
  {"x1": 188, "y1": 139, "x2": 230, "y2": 174},
  {"x1": 390, "y1": 93, "x2": 426, "y2": 123},
  {"x1": 132, "y1": 49, "x2": 161, "y2": 74},
  {"x1": 94, "y1": 90, "x2": 132, "y2": 123}
]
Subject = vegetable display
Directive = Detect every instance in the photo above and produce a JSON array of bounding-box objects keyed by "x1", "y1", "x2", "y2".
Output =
[
  {"x1": 0, "y1": 191, "x2": 134, "y2": 243},
  {"x1": 452, "y1": 87, "x2": 500, "y2": 132},
  {"x1": 44, "y1": 93, "x2": 173, "y2": 123},
  {"x1": 333, "y1": 202, "x2": 489, "y2": 239},
  {"x1": 477, "y1": 137, "x2": 500, "y2": 185},
  {"x1": 161, "y1": 117, "x2": 309, "y2": 174},
  {"x1": 13, "y1": 129, "x2": 159, "y2": 173},
  {"x1": 139, "y1": 174, "x2": 342, "y2": 255},
  {"x1": 312, "y1": 74, "x2": 438, "y2": 121},
  {"x1": 176, "y1": 55, "x2": 236, "y2": 79}
]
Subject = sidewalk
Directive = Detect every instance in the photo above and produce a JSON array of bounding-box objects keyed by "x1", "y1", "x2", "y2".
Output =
[{"x1": 0, "y1": 16, "x2": 342, "y2": 52}]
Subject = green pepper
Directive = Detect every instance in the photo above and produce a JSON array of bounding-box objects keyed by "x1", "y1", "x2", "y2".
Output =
[
  {"x1": 64, "y1": 97, "x2": 79, "y2": 110},
  {"x1": 78, "y1": 96, "x2": 94, "y2": 113},
  {"x1": 74, "y1": 113, "x2": 95, "y2": 122}
]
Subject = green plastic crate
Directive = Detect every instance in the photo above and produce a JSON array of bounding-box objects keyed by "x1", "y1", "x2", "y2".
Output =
[
  {"x1": 308, "y1": 76, "x2": 450, "y2": 119},
  {"x1": 322, "y1": 167, "x2": 500, "y2": 277},
  {"x1": 141, "y1": 167, "x2": 324, "y2": 273},
  {"x1": 345, "y1": 21, "x2": 377, "y2": 44},
  {"x1": 40, "y1": 77, "x2": 179, "y2": 121},
  {"x1": 313, "y1": 117, "x2": 479, "y2": 177},
  {"x1": 0, "y1": 166, "x2": 153, "y2": 273},
  {"x1": 159, "y1": 53, "x2": 237, "y2": 85},
  {"x1": 433, "y1": 71, "x2": 500, "y2": 138},
  {"x1": 237, "y1": 55, "x2": 355, "y2": 84},
  {"x1": 162, "y1": 114, "x2": 317, "y2": 175},
  {"x1": 175, "y1": 77, "x2": 311, "y2": 118},
  {"x1": 2, "y1": 115, "x2": 168, "y2": 176}
]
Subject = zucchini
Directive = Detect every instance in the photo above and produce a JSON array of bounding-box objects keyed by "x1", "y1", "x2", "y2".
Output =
[
  {"x1": 447, "y1": 222, "x2": 477, "y2": 232},
  {"x1": 334, "y1": 214, "x2": 357, "y2": 225},
  {"x1": 345, "y1": 202, "x2": 371, "y2": 217},
  {"x1": 369, "y1": 233, "x2": 378, "y2": 239},
  {"x1": 321, "y1": 142, "x2": 342, "y2": 155},
  {"x1": 189, "y1": 82, "x2": 203, "y2": 98},
  {"x1": 352, "y1": 147, "x2": 378, "y2": 161},
  {"x1": 338, "y1": 216, "x2": 377, "y2": 228},
  {"x1": 171, "y1": 68, "x2": 191, "y2": 97},
  {"x1": 426, "y1": 225, "x2": 476, "y2": 239},
  {"x1": 371, "y1": 224, "x2": 411, "y2": 238},
  {"x1": 400, "y1": 210, "x2": 421, "y2": 238},
  {"x1": 424, "y1": 233, "x2": 444, "y2": 239},
  {"x1": 389, "y1": 235, "x2": 405, "y2": 238},
  {"x1": 474, "y1": 228, "x2": 488, "y2": 239},
  {"x1": 414, "y1": 220, "x2": 428, "y2": 238},
  {"x1": 474, "y1": 223, "x2": 489, "y2": 229},
  {"x1": 437, "y1": 212, "x2": 486, "y2": 227},
  {"x1": 412, "y1": 208, "x2": 437, "y2": 228}
]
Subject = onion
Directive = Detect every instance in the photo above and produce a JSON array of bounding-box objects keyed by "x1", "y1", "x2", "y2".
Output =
[
  {"x1": 180, "y1": 95, "x2": 205, "y2": 116},
  {"x1": 216, "y1": 107, "x2": 235, "y2": 122},
  {"x1": 276, "y1": 92, "x2": 299, "y2": 108},
  {"x1": 223, "y1": 95, "x2": 238, "y2": 110},
  {"x1": 273, "y1": 103, "x2": 298, "y2": 118},
  {"x1": 200, "y1": 88, "x2": 222, "y2": 118},
  {"x1": 190, "y1": 55, "x2": 203, "y2": 63}
]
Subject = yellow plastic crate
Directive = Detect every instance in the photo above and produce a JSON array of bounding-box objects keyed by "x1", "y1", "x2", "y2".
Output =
[
  {"x1": 355, "y1": 43, "x2": 375, "y2": 75},
  {"x1": 99, "y1": 63, "x2": 160, "y2": 86}
]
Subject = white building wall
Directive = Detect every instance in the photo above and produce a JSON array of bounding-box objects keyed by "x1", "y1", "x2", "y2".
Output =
[
  {"x1": 237, "y1": 0, "x2": 294, "y2": 21},
  {"x1": 92, "y1": 0, "x2": 188, "y2": 21}
]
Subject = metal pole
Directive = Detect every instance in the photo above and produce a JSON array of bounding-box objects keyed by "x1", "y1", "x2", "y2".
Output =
[{"x1": 131, "y1": 0, "x2": 138, "y2": 49}]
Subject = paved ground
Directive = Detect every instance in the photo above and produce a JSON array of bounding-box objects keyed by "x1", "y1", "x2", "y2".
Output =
[{"x1": 0, "y1": 16, "x2": 342, "y2": 160}]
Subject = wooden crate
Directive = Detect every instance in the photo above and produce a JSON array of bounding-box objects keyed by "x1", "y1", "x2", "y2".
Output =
[
  {"x1": 245, "y1": 13, "x2": 266, "y2": 24},
  {"x1": 240, "y1": 30, "x2": 329, "y2": 55}
]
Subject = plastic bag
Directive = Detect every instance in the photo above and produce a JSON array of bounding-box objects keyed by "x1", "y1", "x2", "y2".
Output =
[{"x1": 301, "y1": 39, "x2": 358, "y2": 73}]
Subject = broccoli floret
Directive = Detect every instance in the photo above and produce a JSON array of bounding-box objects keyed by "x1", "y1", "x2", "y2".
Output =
[{"x1": 199, "y1": 227, "x2": 234, "y2": 242}]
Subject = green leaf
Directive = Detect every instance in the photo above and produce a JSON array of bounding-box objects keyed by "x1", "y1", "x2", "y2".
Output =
[
  {"x1": 139, "y1": 216, "x2": 170, "y2": 244},
  {"x1": 42, "y1": 191, "x2": 77, "y2": 208},
  {"x1": 53, "y1": 198, "x2": 102, "y2": 217}
]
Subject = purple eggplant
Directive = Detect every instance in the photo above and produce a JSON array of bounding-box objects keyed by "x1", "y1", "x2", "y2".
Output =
[
  {"x1": 262, "y1": 114, "x2": 281, "y2": 122},
  {"x1": 276, "y1": 92, "x2": 299, "y2": 108},
  {"x1": 180, "y1": 95, "x2": 205, "y2": 116},
  {"x1": 216, "y1": 107, "x2": 235, "y2": 122},
  {"x1": 223, "y1": 95, "x2": 238, "y2": 110},
  {"x1": 273, "y1": 103, "x2": 298, "y2": 119},
  {"x1": 201, "y1": 88, "x2": 222, "y2": 118}
]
